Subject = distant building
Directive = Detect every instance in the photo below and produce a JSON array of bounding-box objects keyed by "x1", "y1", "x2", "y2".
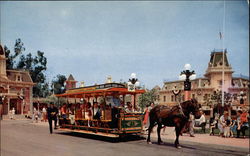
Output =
[
  {"x1": 152, "y1": 85, "x2": 161, "y2": 105},
  {"x1": 159, "y1": 50, "x2": 249, "y2": 116},
  {"x1": 66, "y1": 74, "x2": 77, "y2": 90},
  {"x1": 0, "y1": 45, "x2": 35, "y2": 116}
]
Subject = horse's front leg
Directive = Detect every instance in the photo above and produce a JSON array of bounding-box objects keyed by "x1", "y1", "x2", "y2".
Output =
[
  {"x1": 157, "y1": 123, "x2": 163, "y2": 144},
  {"x1": 175, "y1": 121, "x2": 186, "y2": 149},
  {"x1": 175, "y1": 126, "x2": 181, "y2": 148}
]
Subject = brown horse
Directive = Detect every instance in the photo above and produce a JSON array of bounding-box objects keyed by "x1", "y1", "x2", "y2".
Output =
[{"x1": 147, "y1": 99, "x2": 201, "y2": 148}]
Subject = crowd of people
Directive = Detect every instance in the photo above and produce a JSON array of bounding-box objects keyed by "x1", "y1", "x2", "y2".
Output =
[
  {"x1": 28, "y1": 100, "x2": 250, "y2": 138},
  {"x1": 142, "y1": 104, "x2": 249, "y2": 139},
  {"x1": 213, "y1": 109, "x2": 249, "y2": 138}
]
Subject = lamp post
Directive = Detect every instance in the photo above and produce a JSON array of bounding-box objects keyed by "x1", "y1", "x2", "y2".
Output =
[
  {"x1": 179, "y1": 64, "x2": 196, "y2": 101},
  {"x1": 127, "y1": 73, "x2": 140, "y2": 92},
  {"x1": 127, "y1": 73, "x2": 140, "y2": 111}
]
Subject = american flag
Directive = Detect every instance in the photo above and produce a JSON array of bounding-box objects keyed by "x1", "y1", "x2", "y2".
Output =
[{"x1": 219, "y1": 32, "x2": 222, "y2": 40}]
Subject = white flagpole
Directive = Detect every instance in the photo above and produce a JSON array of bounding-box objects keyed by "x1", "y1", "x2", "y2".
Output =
[{"x1": 222, "y1": 0, "x2": 226, "y2": 107}]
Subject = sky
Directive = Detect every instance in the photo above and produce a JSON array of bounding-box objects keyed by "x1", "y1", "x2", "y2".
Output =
[{"x1": 0, "y1": 1, "x2": 249, "y2": 89}]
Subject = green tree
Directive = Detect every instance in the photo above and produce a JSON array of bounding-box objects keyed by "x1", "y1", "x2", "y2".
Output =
[
  {"x1": 4, "y1": 38, "x2": 25, "y2": 69},
  {"x1": 138, "y1": 88, "x2": 158, "y2": 110},
  {"x1": 4, "y1": 38, "x2": 49, "y2": 97},
  {"x1": 16, "y1": 51, "x2": 48, "y2": 97},
  {"x1": 44, "y1": 94, "x2": 66, "y2": 107},
  {"x1": 52, "y1": 74, "x2": 67, "y2": 94}
]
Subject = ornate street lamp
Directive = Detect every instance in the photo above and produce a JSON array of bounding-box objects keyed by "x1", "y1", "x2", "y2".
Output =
[
  {"x1": 129, "y1": 73, "x2": 138, "y2": 85},
  {"x1": 127, "y1": 73, "x2": 140, "y2": 91},
  {"x1": 127, "y1": 73, "x2": 140, "y2": 111},
  {"x1": 179, "y1": 64, "x2": 196, "y2": 100}
]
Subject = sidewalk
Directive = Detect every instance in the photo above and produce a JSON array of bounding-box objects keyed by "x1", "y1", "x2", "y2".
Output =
[
  {"x1": 31, "y1": 121, "x2": 249, "y2": 149},
  {"x1": 147, "y1": 127, "x2": 250, "y2": 149}
]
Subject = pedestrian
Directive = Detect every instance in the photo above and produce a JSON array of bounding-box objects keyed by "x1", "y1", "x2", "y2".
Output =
[
  {"x1": 10, "y1": 107, "x2": 15, "y2": 120},
  {"x1": 189, "y1": 113, "x2": 195, "y2": 137},
  {"x1": 34, "y1": 108, "x2": 39, "y2": 123},
  {"x1": 218, "y1": 111, "x2": 230, "y2": 137},
  {"x1": 47, "y1": 103, "x2": 58, "y2": 134},
  {"x1": 230, "y1": 118, "x2": 236, "y2": 137},
  {"x1": 209, "y1": 117, "x2": 217, "y2": 136},
  {"x1": 236, "y1": 110, "x2": 249, "y2": 138},
  {"x1": 199, "y1": 111, "x2": 206, "y2": 133},
  {"x1": 42, "y1": 106, "x2": 47, "y2": 122},
  {"x1": 143, "y1": 105, "x2": 150, "y2": 129},
  {"x1": 223, "y1": 118, "x2": 232, "y2": 138}
]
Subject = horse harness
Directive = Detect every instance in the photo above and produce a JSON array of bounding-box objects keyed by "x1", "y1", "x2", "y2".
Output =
[
  {"x1": 177, "y1": 102, "x2": 187, "y2": 119},
  {"x1": 156, "y1": 104, "x2": 188, "y2": 123}
]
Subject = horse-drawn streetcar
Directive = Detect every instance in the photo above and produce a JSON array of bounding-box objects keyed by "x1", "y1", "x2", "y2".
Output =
[{"x1": 56, "y1": 83, "x2": 145, "y2": 138}]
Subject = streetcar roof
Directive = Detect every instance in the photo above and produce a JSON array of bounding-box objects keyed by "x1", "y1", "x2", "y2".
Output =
[{"x1": 55, "y1": 83, "x2": 145, "y2": 98}]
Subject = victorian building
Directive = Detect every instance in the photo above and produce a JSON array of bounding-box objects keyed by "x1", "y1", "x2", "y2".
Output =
[
  {"x1": 159, "y1": 50, "x2": 249, "y2": 116},
  {"x1": 0, "y1": 45, "x2": 34, "y2": 117}
]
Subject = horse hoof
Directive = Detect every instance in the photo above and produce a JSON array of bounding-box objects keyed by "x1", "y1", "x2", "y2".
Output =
[
  {"x1": 158, "y1": 141, "x2": 164, "y2": 145},
  {"x1": 176, "y1": 145, "x2": 182, "y2": 149},
  {"x1": 147, "y1": 141, "x2": 152, "y2": 144}
]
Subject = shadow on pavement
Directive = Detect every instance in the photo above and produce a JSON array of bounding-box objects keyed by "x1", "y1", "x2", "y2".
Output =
[
  {"x1": 149, "y1": 141, "x2": 247, "y2": 156},
  {"x1": 56, "y1": 132, "x2": 145, "y2": 143}
]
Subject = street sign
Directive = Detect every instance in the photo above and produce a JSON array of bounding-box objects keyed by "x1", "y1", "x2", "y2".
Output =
[{"x1": 128, "y1": 83, "x2": 135, "y2": 92}]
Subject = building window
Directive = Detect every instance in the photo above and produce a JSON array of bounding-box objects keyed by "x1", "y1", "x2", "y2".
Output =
[
  {"x1": 171, "y1": 95, "x2": 174, "y2": 102},
  {"x1": 204, "y1": 94, "x2": 208, "y2": 101},
  {"x1": 218, "y1": 80, "x2": 222, "y2": 85},
  {"x1": 163, "y1": 96, "x2": 166, "y2": 102},
  {"x1": 16, "y1": 75, "x2": 22, "y2": 81}
]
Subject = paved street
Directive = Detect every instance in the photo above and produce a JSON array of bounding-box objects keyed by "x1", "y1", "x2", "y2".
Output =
[{"x1": 1, "y1": 120, "x2": 249, "y2": 156}]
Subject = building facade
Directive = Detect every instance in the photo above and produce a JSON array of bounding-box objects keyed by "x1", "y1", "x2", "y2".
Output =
[
  {"x1": 159, "y1": 50, "x2": 249, "y2": 116},
  {"x1": 0, "y1": 45, "x2": 34, "y2": 116}
]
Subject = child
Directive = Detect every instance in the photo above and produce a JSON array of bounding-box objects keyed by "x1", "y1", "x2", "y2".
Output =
[
  {"x1": 230, "y1": 119, "x2": 236, "y2": 137},
  {"x1": 223, "y1": 119, "x2": 231, "y2": 138},
  {"x1": 209, "y1": 117, "x2": 217, "y2": 136}
]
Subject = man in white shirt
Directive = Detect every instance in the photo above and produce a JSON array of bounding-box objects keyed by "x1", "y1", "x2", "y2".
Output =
[{"x1": 199, "y1": 111, "x2": 206, "y2": 133}]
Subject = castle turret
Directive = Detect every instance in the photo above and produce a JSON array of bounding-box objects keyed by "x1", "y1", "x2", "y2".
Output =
[
  {"x1": 66, "y1": 74, "x2": 77, "y2": 90},
  {"x1": 204, "y1": 49, "x2": 233, "y2": 92}
]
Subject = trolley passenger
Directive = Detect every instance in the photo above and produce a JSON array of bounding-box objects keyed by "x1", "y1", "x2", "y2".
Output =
[
  {"x1": 93, "y1": 102, "x2": 101, "y2": 120},
  {"x1": 125, "y1": 102, "x2": 133, "y2": 113},
  {"x1": 85, "y1": 102, "x2": 92, "y2": 127}
]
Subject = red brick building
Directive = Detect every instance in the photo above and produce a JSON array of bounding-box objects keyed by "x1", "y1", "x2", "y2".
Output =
[{"x1": 0, "y1": 45, "x2": 34, "y2": 117}]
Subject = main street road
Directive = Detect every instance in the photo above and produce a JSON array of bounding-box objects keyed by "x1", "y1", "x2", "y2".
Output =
[{"x1": 1, "y1": 120, "x2": 249, "y2": 156}]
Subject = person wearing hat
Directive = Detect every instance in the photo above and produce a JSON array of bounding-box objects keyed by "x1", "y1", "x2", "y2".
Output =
[{"x1": 47, "y1": 103, "x2": 59, "y2": 134}]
